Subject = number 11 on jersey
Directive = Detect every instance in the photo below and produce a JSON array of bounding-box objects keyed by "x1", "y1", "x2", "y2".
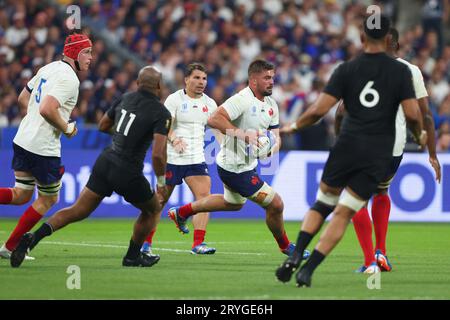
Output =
[{"x1": 116, "y1": 110, "x2": 136, "y2": 136}]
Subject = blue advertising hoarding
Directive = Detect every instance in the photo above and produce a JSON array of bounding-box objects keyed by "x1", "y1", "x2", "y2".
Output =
[{"x1": 1, "y1": 148, "x2": 449, "y2": 221}]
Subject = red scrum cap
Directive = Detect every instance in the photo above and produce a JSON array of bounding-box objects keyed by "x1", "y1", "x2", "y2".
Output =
[{"x1": 63, "y1": 33, "x2": 92, "y2": 61}]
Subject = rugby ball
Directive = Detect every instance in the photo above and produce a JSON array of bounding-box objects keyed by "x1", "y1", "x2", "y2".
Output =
[{"x1": 249, "y1": 131, "x2": 277, "y2": 159}]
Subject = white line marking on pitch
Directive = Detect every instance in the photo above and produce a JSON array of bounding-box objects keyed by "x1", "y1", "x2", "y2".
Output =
[{"x1": 40, "y1": 241, "x2": 268, "y2": 256}]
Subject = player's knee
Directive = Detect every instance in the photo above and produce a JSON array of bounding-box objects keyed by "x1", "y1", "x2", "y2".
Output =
[
  {"x1": 311, "y1": 201, "x2": 335, "y2": 220},
  {"x1": 11, "y1": 188, "x2": 33, "y2": 205},
  {"x1": 268, "y1": 195, "x2": 284, "y2": 214},
  {"x1": 33, "y1": 194, "x2": 58, "y2": 213},
  {"x1": 312, "y1": 188, "x2": 339, "y2": 219}
]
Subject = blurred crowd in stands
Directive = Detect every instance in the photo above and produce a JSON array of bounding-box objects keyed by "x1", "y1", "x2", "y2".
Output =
[{"x1": 0, "y1": 0, "x2": 449, "y2": 151}]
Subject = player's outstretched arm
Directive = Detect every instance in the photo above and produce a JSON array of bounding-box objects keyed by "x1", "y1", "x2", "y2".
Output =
[
  {"x1": 401, "y1": 98, "x2": 427, "y2": 148},
  {"x1": 418, "y1": 97, "x2": 441, "y2": 182},
  {"x1": 281, "y1": 93, "x2": 338, "y2": 134},
  {"x1": 39, "y1": 95, "x2": 77, "y2": 137}
]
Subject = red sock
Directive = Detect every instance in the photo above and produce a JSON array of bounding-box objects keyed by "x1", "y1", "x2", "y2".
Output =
[
  {"x1": 372, "y1": 194, "x2": 391, "y2": 255},
  {"x1": 352, "y1": 207, "x2": 375, "y2": 267},
  {"x1": 0, "y1": 188, "x2": 13, "y2": 204},
  {"x1": 178, "y1": 203, "x2": 193, "y2": 219},
  {"x1": 145, "y1": 229, "x2": 156, "y2": 244},
  {"x1": 193, "y1": 229, "x2": 206, "y2": 248},
  {"x1": 5, "y1": 206, "x2": 43, "y2": 251},
  {"x1": 275, "y1": 231, "x2": 290, "y2": 251}
]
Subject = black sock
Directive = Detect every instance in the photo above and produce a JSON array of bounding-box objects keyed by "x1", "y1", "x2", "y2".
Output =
[
  {"x1": 302, "y1": 249, "x2": 326, "y2": 274},
  {"x1": 30, "y1": 222, "x2": 53, "y2": 250},
  {"x1": 292, "y1": 231, "x2": 313, "y2": 260},
  {"x1": 125, "y1": 239, "x2": 141, "y2": 259}
]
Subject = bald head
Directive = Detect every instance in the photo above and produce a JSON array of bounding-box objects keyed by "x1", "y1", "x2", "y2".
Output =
[{"x1": 137, "y1": 66, "x2": 162, "y2": 93}]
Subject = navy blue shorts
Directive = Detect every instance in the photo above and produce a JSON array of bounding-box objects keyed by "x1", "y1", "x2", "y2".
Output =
[
  {"x1": 217, "y1": 166, "x2": 264, "y2": 197},
  {"x1": 165, "y1": 162, "x2": 209, "y2": 186},
  {"x1": 11, "y1": 143, "x2": 64, "y2": 185}
]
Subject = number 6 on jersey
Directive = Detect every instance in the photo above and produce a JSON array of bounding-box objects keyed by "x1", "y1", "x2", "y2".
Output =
[{"x1": 359, "y1": 81, "x2": 380, "y2": 108}]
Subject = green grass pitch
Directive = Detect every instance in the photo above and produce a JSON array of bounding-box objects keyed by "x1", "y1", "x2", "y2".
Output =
[{"x1": 1, "y1": 218, "x2": 449, "y2": 300}]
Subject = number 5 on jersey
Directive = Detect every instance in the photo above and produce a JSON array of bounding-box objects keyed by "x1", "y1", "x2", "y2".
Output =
[
  {"x1": 116, "y1": 110, "x2": 136, "y2": 136},
  {"x1": 359, "y1": 81, "x2": 380, "y2": 108},
  {"x1": 35, "y1": 78, "x2": 47, "y2": 103}
]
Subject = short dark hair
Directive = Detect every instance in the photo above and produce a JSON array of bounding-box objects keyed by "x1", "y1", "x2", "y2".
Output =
[
  {"x1": 388, "y1": 27, "x2": 399, "y2": 46},
  {"x1": 248, "y1": 59, "x2": 275, "y2": 77},
  {"x1": 363, "y1": 14, "x2": 391, "y2": 41},
  {"x1": 185, "y1": 62, "x2": 206, "y2": 77}
]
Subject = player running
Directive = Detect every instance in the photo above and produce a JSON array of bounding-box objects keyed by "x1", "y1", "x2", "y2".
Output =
[
  {"x1": 167, "y1": 59, "x2": 310, "y2": 258},
  {"x1": 141, "y1": 63, "x2": 219, "y2": 255},
  {"x1": 335, "y1": 27, "x2": 441, "y2": 274},
  {"x1": 0, "y1": 33, "x2": 92, "y2": 260},
  {"x1": 276, "y1": 15, "x2": 427, "y2": 287},
  {"x1": 10, "y1": 66, "x2": 171, "y2": 268}
]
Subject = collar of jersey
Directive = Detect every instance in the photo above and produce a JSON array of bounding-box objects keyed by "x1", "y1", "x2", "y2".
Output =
[{"x1": 138, "y1": 88, "x2": 159, "y2": 99}]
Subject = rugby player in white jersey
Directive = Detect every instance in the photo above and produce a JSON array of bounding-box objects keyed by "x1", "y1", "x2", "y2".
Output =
[
  {"x1": 167, "y1": 59, "x2": 310, "y2": 258},
  {"x1": 336, "y1": 27, "x2": 441, "y2": 274},
  {"x1": 0, "y1": 33, "x2": 92, "y2": 259},
  {"x1": 141, "y1": 63, "x2": 219, "y2": 255}
]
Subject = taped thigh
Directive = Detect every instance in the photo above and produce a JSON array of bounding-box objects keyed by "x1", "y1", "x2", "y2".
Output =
[
  {"x1": 15, "y1": 176, "x2": 36, "y2": 190},
  {"x1": 248, "y1": 182, "x2": 276, "y2": 207},
  {"x1": 223, "y1": 185, "x2": 247, "y2": 205},
  {"x1": 37, "y1": 180, "x2": 62, "y2": 196},
  {"x1": 338, "y1": 189, "x2": 366, "y2": 212}
]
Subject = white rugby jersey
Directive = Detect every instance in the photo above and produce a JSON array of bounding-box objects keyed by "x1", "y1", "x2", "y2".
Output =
[
  {"x1": 393, "y1": 57, "x2": 428, "y2": 156},
  {"x1": 165, "y1": 89, "x2": 218, "y2": 165},
  {"x1": 14, "y1": 61, "x2": 79, "y2": 157},
  {"x1": 216, "y1": 86, "x2": 279, "y2": 173}
]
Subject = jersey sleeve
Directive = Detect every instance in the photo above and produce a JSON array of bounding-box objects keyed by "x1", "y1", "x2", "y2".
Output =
[
  {"x1": 398, "y1": 66, "x2": 416, "y2": 102},
  {"x1": 323, "y1": 63, "x2": 345, "y2": 100},
  {"x1": 411, "y1": 66, "x2": 428, "y2": 99},
  {"x1": 164, "y1": 94, "x2": 178, "y2": 118},
  {"x1": 106, "y1": 97, "x2": 122, "y2": 120},
  {"x1": 26, "y1": 74, "x2": 38, "y2": 92},
  {"x1": 208, "y1": 97, "x2": 218, "y2": 114},
  {"x1": 46, "y1": 75, "x2": 78, "y2": 107},
  {"x1": 222, "y1": 94, "x2": 247, "y2": 121},
  {"x1": 153, "y1": 109, "x2": 172, "y2": 136}
]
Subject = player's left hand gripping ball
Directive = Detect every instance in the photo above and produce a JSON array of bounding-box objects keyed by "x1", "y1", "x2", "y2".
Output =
[{"x1": 64, "y1": 121, "x2": 78, "y2": 138}]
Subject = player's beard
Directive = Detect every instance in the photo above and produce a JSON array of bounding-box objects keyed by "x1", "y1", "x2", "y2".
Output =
[{"x1": 263, "y1": 87, "x2": 273, "y2": 96}]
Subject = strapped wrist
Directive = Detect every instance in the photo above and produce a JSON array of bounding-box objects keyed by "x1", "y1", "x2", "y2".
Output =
[
  {"x1": 290, "y1": 122, "x2": 298, "y2": 131},
  {"x1": 156, "y1": 175, "x2": 165, "y2": 187}
]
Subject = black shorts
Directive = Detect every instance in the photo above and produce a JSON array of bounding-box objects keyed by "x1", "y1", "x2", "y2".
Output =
[
  {"x1": 377, "y1": 154, "x2": 403, "y2": 190},
  {"x1": 321, "y1": 138, "x2": 392, "y2": 200},
  {"x1": 86, "y1": 152, "x2": 154, "y2": 204}
]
